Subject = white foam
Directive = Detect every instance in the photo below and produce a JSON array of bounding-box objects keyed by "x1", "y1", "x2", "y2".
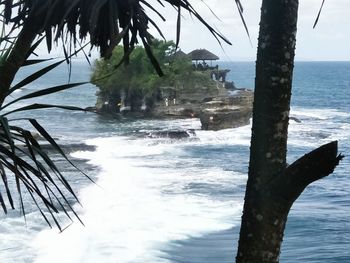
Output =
[
  {"x1": 328, "y1": 123, "x2": 350, "y2": 142},
  {"x1": 291, "y1": 108, "x2": 350, "y2": 120},
  {"x1": 12, "y1": 107, "x2": 348, "y2": 262},
  {"x1": 195, "y1": 120, "x2": 252, "y2": 146},
  {"x1": 288, "y1": 107, "x2": 349, "y2": 147},
  {"x1": 31, "y1": 136, "x2": 245, "y2": 263}
]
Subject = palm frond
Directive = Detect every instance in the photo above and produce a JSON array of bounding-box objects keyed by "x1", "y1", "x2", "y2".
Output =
[
  {"x1": 1, "y1": 0, "x2": 233, "y2": 73},
  {"x1": 0, "y1": 115, "x2": 86, "y2": 228},
  {"x1": 313, "y1": 0, "x2": 326, "y2": 28},
  {"x1": 0, "y1": 38, "x2": 91, "y2": 227}
]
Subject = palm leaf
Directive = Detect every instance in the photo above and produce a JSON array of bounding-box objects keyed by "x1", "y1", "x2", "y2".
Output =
[
  {"x1": 7, "y1": 60, "x2": 65, "y2": 95},
  {"x1": 29, "y1": 119, "x2": 94, "y2": 183},
  {"x1": 0, "y1": 119, "x2": 85, "y2": 226},
  {"x1": 3, "y1": 103, "x2": 87, "y2": 116},
  {"x1": 1, "y1": 81, "x2": 87, "y2": 110},
  {"x1": 0, "y1": 163, "x2": 14, "y2": 210},
  {"x1": 23, "y1": 58, "x2": 54, "y2": 66},
  {"x1": 313, "y1": 0, "x2": 326, "y2": 28},
  {"x1": 235, "y1": 0, "x2": 251, "y2": 43},
  {"x1": 2, "y1": 0, "x2": 233, "y2": 71}
]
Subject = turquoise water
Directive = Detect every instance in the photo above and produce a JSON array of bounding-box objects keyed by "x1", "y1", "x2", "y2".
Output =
[{"x1": 0, "y1": 60, "x2": 349, "y2": 262}]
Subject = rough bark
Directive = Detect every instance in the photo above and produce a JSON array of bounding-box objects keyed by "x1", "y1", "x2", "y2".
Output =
[
  {"x1": 236, "y1": 0, "x2": 342, "y2": 262},
  {"x1": 236, "y1": 141, "x2": 342, "y2": 263}
]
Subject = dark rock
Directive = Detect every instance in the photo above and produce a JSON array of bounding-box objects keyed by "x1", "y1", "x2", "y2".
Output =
[
  {"x1": 147, "y1": 129, "x2": 196, "y2": 139},
  {"x1": 40, "y1": 143, "x2": 96, "y2": 153},
  {"x1": 200, "y1": 107, "x2": 252, "y2": 131},
  {"x1": 95, "y1": 76, "x2": 254, "y2": 130},
  {"x1": 224, "y1": 81, "x2": 236, "y2": 90},
  {"x1": 290, "y1": 116, "x2": 301, "y2": 123},
  {"x1": 199, "y1": 89, "x2": 253, "y2": 130},
  {"x1": 85, "y1": 106, "x2": 97, "y2": 112}
]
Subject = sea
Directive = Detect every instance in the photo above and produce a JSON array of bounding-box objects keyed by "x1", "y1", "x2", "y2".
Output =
[{"x1": 0, "y1": 60, "x2": 349, "y2": 263}]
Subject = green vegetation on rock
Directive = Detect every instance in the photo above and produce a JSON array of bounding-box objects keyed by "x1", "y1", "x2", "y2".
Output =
[{"x1": 91, "y1": 39, "x2": 216, "y2": 112}]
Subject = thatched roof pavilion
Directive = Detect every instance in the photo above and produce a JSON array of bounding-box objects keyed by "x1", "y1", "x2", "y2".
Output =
[{"x1": 188, "y1": 49, "x2": 219, "y2": 62}]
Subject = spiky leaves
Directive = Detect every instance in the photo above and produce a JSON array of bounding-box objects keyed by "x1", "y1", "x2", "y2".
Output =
[
  {"x1": 1, "y1": 0, "x2": 232, "y2": 63},
  {"x1": 0, "y1": 44, "x2": 89, "y2": 227},
  {"x1": 0, "y1": 115, "x2": 86, "y2": 231},
  {"x1": 0, "y1": 101, "x2": 88, "y2": 229}
]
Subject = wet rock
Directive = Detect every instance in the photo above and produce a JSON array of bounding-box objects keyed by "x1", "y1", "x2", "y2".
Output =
[
  {"x1": 290, "y1": 116, "x2": 301, "y2": 123},
  {"x1": 200, "y1": 107, "x2": 252, "y2": 130},
  {"x1": 147, "y1": 129, "x2": 196, "y2": 139},
  {"x1": 199, "y1": 90, "x2": 253, "y2": 130}
]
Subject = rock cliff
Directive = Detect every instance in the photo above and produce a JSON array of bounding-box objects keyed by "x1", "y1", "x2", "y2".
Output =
[
  {"x1": 94, "y1": 81, "x2": 253, "y2": 131},
  {"x1": 150, "y1": 83, "x2": 253, "y2": 130}
]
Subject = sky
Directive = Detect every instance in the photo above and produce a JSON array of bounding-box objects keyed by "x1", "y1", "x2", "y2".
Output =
[
  {"x1": 33, "y1": 0, "x2": 350, "y2": 62},
  {"x1": 144, "y1": 0, "x2": 350, "y2": 61}
]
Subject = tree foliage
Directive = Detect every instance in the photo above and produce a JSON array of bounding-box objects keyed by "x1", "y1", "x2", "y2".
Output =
[
  {"x1": 0, "y1": 46, "x2": 89, "y2": 229},
  {"x1": 91, "y1": 39, "x2": 215, "y2": 104}
]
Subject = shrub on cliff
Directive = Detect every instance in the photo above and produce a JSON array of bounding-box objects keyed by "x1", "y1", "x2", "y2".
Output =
[{"x1": 91, "y1": 39, "x2": 215, "y2": 107}]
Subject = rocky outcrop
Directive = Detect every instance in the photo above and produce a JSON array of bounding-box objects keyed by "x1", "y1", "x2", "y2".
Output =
[
  {"x1": 200, "y1": 106, "x2": 252, "y2": 130},
  {"x1": 199, "y1": 90, "x2": 253, "y2": 130},
  {"x1": 149, "y1": 84, "x2": 218, "y2": 118},
  {"x1": 147, "y1": 129, "x2": 196, "y2": 139},
  {"x1": 94, "y1": 80, "x2": 253, "y2": 131},
  {"x1": 150, "y1": 83, "x2": 253, "y2": 130}
]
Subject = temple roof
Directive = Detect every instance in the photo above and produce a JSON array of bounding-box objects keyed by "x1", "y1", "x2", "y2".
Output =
[{"x1": 187, "y1": 49, "x2": 219, "y2": 61}]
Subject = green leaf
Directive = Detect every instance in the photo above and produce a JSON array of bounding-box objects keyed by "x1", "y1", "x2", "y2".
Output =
[
  {"x1": 0, "y1": 163, "x2": 14, "y2": 210},
  {"x1": 0, "y1": 116, "x2": 15, "y2": 152},
  {"x1": 23, "y1": 58, "x2": 54, "y2": 66},
  {"x1": 0, "y1": 189, "x2": 8, "y2": 214},
  {"x1": 235, "y1": 0, "x2": 251, "y2": 45},
  {"x1": 29, "y1": 119, "x2": 94, "y2": 184},
  {"x1": 25, "y1": 36, "x2": 45, "y2": 60},
  {"x1": 1, "y1": 81, "x2": 87, "y2": 110},
  {"x1": 3, "y1": 103, "x2": 87, "y2": 116},
  {"x1": 313, "y1": 0, "x2": 326, "y2": 28},
  {"x1": 8, "y1": 60, "x2": 65, "y2": 95}
]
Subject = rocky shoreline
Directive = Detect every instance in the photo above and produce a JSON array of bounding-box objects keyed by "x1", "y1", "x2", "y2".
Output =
[
  {"x1": 141, "y1": 83, "x2": 253, "y2": 131},
  {"x1": 90, "y1": 82, "x2": 254, "y2": 131}
]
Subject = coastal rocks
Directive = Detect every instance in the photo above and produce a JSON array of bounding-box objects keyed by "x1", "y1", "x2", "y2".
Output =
[
  {"x1": 199, "y1": 89, "x2": 253, "y2": 130},
  {"x1": 94, "y1": 81, "x2": 254, "y2": 131},
  {"x1": 200, "y1": 106, "x2": 252, "y2": 130},
  {"x1": 151, "y1": 85, "x2": 254, "y2": 130},
  {"x1": 147, "y1": 129, "x2": 196, "y2": 139},
  {"x1": 290, "y1": 116, "x2": 301, "y2": 123},
  {"x1": 149, "y1": 85, "x2": 217, "y2": 118}
]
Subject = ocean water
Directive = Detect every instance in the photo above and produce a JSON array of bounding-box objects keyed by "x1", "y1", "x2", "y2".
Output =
[{"x1": 0, "y1": 60, "x2": 349, "y2": 263}]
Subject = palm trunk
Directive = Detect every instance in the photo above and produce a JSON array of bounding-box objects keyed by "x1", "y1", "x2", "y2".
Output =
[
  {"x1": 236, "y1": 1, "x2": 342, "y2": 262},
  {"x1": 0, "y1": 18, "x2": 40, "y2": 105}
]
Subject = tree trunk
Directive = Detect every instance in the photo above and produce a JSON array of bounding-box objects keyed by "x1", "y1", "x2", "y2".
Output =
[
  {"x1": 236, "y1": 0, "x2": 342, "y2": 262},
  {"x1": 0, "y1": 18, "x2": 40, "y2": 105}
]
